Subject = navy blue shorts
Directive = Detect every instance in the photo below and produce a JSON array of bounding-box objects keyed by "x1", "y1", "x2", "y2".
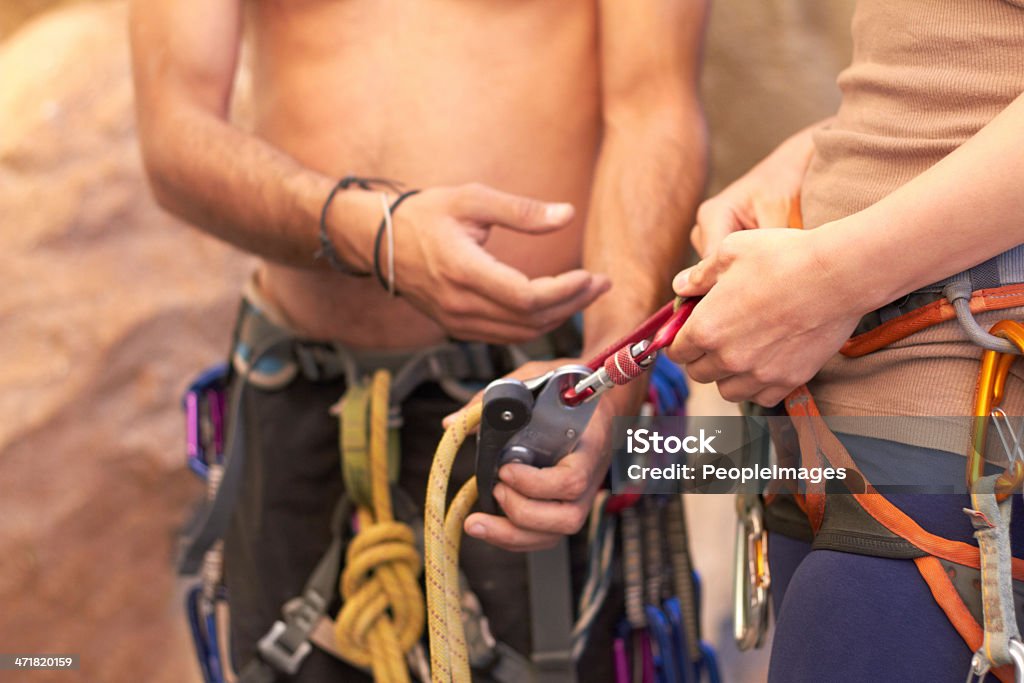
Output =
[{"x1": 766, "y1": 433, "x2": 1024, "y2": 682}]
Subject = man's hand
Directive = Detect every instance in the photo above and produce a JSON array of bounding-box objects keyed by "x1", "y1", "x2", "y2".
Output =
[
  {"x1": 667, "y1": 228, "x2": 866, "y2": 406},
  {"x1": 690, "y1": 119, "x2": 827, "y2": 257},
  {"x1": 443, "y1": 359, "x2": 618, "y2": 552},
  {"x1": 337, "y1": 184, "x2": 610, "y2": 345}
]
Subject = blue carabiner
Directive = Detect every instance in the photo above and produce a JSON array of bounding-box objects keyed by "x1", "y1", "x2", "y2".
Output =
[
  {"x1": 185, "y1": 585, "x2": 225, "y2": 683},
  {"x1": 645, "y1": 605, "x2": 683, "y2": 683},
  {"x1": 697, "y1": 642, "x2": 722, "y2": 683},
  {"x1": 664, "y1": 597, "x2": 693, "y2": 683}
]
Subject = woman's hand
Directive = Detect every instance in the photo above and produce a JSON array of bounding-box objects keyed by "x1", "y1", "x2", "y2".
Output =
[
  {"x1": 668, "y1": 228, "x2": 867, "y2": 406},
  {"x1": 690, "y1": 120, "x2": 825, "y2": 256}
]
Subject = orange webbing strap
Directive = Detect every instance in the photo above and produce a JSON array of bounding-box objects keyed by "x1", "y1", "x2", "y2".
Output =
[
  {"x1": 841, "y1": 283, "x2": 1024, "y2": 358},
  {"x1": 782, "y1": 385, "x2": 1024, "y2": 581},
  {"x1": 916, "y1": 556, "x2": 1016, "y2": 683}
]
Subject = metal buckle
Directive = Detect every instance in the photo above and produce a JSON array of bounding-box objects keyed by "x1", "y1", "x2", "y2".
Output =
[{"x1": 257, "y1": 620, "x2": 312, "y2": 676}]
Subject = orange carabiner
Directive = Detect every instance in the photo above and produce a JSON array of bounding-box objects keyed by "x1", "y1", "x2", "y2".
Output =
[{"x1": 968, "y1": 319, "x2": 1024, "y2": 499}]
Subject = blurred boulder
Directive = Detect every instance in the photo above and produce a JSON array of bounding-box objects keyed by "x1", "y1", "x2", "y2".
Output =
[
  {"x1": 0, "y1": 3, "x2": 249, "y2": 681},
  {"x1": 703, "y1": 0, "x2": 856, "y2": 192}
]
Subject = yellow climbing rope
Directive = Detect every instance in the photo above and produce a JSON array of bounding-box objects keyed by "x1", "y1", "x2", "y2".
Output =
[
  {"x1": 424, "y1": 403, "x2": 483, "y2": 683},
  {"x1": 333, "y1": 370, "x2": 425, "y2": 683}
]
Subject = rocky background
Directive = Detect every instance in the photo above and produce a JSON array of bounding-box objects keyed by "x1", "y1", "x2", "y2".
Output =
[{"x1": 0, "y1": 2, "x2": 851, "y2": 681}]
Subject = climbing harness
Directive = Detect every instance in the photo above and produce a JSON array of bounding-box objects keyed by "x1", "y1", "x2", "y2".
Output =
[
  {"x1": 178, "y1": 289, "x2": 568, "y2": 683},
  {"x1": 773, "y1": 317, "x2": 1024, "y2": 683},
  {"x1": 180, "y1": 285, "x2": 716, "y2": 683},
  {"x1": 180, "y1": 274, "x2": 724, "y2": 683}
]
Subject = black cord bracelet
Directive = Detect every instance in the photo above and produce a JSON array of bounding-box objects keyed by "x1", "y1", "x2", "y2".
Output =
[
  {"x1": 373, "y1": 189, "x2": 421, "y2": 293},
  {"x1": 316, "y1": 175, "x2": 403, "y2": 276}
]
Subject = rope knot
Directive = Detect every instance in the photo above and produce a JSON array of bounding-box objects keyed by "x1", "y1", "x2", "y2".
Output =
[{"x1": 334, "y1": 518, "x2": 424, "y2": 671}]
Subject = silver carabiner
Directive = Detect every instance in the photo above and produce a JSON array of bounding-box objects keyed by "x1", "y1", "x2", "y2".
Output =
[
  {"x1": 733, "y1": 494, "x2": 771, "y2": 651},
  {"x1": 967, "y1": 650, "x2": 991, "y2": 683},
  {"x1": 965, "y1": 639, "x2": 1024, "y2": 683},
  {"x1": 991, "y1": 408, "x2": 1024, "y2": 468},
  {"x1": 1011, "y1": 639, "x2": 1024, "y2": 683}
]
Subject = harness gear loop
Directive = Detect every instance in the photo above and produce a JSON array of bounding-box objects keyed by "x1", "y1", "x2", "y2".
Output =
[
  {"x1": 969, "y1": 320, "x2": 1024, "y2": 499},
  {"x1": 333, "y1": 370, "x2": 425, "y2": 682}
]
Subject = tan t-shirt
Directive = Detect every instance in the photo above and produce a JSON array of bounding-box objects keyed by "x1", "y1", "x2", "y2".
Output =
[{"x1": 800, "y1": 0, "x2": 1024, "y2": 439}]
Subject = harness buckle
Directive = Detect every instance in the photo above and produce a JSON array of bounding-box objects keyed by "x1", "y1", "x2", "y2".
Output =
[
  {"x1": 257, "y1": 620, "x2": 313, "y2": 676},
  {"x1": 969, "y1": 320, "x2": 1024, "y2": 499}
]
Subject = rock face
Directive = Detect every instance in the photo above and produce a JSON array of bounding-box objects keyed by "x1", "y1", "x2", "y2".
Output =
[
  {"x1": 0, "y1": 1, "x2": 854, "y2": 682},
  {"x1": 0, "y1": 3, "x2": 249, "y2": 682}
]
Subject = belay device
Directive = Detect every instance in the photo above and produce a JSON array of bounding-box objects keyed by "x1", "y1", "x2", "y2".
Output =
[{"x1": 475, "y1": 365, "x2": 599, "y2": 515}]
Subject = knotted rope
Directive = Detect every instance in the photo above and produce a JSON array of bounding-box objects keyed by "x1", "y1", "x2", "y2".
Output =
[{"x1": 333, "y1": 370, "x2": 424, "y2": 682}]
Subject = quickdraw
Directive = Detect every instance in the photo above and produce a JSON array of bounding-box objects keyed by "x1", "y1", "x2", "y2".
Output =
[{"x1": 964, "y1": 320, "x2": 1024, "y2": 683}]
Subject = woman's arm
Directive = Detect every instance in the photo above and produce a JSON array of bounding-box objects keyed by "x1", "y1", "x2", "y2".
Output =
[{"x1": 668, "y1": 90, "x2": 1024, "y2": 405}]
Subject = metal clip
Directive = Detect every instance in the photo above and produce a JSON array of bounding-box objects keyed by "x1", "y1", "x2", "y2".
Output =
[
  {"x1": 571, "y1": 341, "x2": 654, "y2": 405},
  {"x1": 991, "y1": 408, "x2": 1024, "y2": 467},
  {"x1": 733, "y1": 495, "x2": 770, "y2": 651},
  {"x1": 966, "y1": 640, "x2": 1024, "y2": 683}
]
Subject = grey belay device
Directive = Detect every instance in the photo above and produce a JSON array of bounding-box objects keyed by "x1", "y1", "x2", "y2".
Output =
[
  {"x1": 474, "y1": 364, "x2": 601, "y2": 683},
  {"x1": 475, "y1": 364, "x2": 600, "y2": 514}
]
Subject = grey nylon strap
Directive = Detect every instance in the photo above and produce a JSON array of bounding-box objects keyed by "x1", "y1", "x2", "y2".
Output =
[
  {"x1": 917, "y1": 242, "x2": 1024, "y2": 294},
  {"x1": 527, "y1": 539, "x2": 578, "y2": 683},
  {"x1": 930, "y1": 244, "x2": 1024, "y2": 293},
  {"x1": 238, "y1": 501, "x2": 348, "y2": 683}
]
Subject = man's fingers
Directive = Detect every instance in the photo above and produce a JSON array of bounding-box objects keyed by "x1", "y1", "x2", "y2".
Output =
[
  {"x1": 468, "y1": 256, "x2": 609, "y2": 317},
  {"x1": 491, "y1": 483, "x2": 589, "y2": 535},
  {"x1": 512, "y1": 272, "x2": 611, "y2": 328},
  {"x1": 463, "y1": 512, "x2": 561, "y2": 552},
  {"x1": 499, "y1": 457, "x2": 593, "y2": 503},
  {"x1": 457, "y1": 183, "x2": 575, "y2": 233},
  {"x1": 446, "y1": 313, "x2": 556, "y2": 345}
]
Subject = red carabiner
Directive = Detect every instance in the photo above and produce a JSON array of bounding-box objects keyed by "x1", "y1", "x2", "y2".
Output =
[{"x1": 562, "y1": 296, "x2": 700, "y2": 405}]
